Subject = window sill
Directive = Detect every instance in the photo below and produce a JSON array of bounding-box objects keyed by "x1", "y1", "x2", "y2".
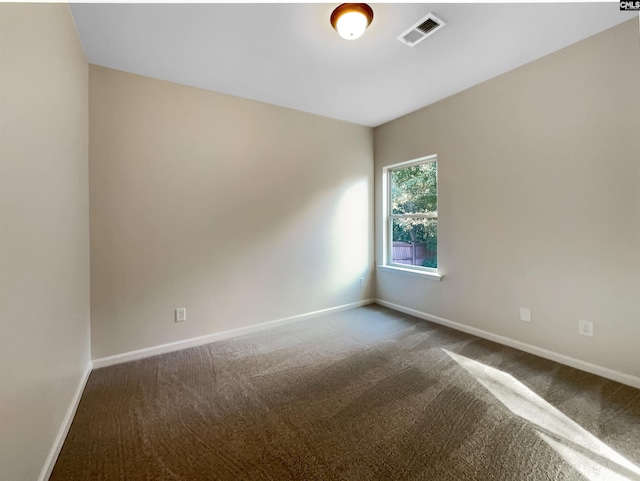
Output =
[{"x1": 377, "y1": 265, "x2": 443, "y2": 281}]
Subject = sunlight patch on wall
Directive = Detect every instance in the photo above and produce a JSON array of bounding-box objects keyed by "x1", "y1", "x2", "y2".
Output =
[
  {"x1": 444, "y1": 349, "x2": 640, "y2": 480},
  {"x1": 328, "y1": 179, "x2": 370, "y2": 291}
]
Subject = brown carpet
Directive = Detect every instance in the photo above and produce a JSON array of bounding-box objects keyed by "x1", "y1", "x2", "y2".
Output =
[{"x1": 51, "y1": 305, "x2": 640, "y2": 480}]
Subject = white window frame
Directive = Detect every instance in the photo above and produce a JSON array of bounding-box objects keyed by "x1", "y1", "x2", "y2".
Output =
[{"x1": 381, "y1": 154, "x2": 441, "y2": 280}]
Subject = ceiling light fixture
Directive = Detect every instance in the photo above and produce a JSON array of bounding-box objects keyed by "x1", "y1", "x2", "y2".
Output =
[{"x1": 330, "y1": 3, "x2": 374, "y2": 40}]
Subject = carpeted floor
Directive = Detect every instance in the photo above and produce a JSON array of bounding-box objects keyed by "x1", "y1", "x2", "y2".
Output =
[{"x1": 51, "y1": 305, "x2": 640, "y2": 480}]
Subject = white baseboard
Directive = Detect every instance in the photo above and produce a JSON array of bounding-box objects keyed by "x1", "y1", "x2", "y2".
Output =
[
  {"x1": 38, "y1": 361, "x2": 92, "y2": 481},
  {"x1": 375, "y1": 299, "x2": 640, "y2": 390},
  {"x1": 92, "y1": 299, "x2": 375, "y2": 369}
]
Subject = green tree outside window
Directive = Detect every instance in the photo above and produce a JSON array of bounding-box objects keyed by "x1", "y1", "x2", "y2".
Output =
[{"x1": 390, "y1": 161, "x2": 437, "y2": 269}]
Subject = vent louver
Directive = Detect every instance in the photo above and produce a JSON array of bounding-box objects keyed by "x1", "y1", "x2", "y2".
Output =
[{"x1": 397, "y1": 13, "x2": 445, "y2": 47}]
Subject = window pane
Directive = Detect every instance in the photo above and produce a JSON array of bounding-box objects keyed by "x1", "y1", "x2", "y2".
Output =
[
  {"x1": 391, "y1": 217, "x2": 437, "y2": 268},
  {"x1": 390, "y1": 162, "x2": 437, "y2": 215}
]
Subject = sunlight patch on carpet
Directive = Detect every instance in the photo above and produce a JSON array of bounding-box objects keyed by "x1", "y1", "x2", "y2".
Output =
[{"x1": 444, "y1": 349, "x2": 640, "y2": 481}]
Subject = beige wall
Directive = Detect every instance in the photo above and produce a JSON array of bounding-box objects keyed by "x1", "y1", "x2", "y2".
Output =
[
  {"x1": 89, "y1": 66, "x2": 374, "y2": 359},
  {"x1": 375, "y1": 19, "x2": 640, "y2": 378},
  {"x1": 0, "y1": 4, "x2": 90, "y2": 481}
]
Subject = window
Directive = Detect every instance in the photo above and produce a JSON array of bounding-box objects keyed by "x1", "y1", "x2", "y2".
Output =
[{"x1": 385, "y1": 156, "x2": 438, "y2": 272}]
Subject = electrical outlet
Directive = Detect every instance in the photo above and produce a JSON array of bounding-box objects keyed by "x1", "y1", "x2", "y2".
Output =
[
  {"x1": 579, "y1": 320, "x2": 593, "y2": 337},
  {"x1": 176, "y1": 308, "x2": 186, "y2": 322},
  {"x1": 520, "y1": 308, "x2": 531, "y2": 322},
  {"x1": 360, "y1": 277, "x2": 366, "y2": 287}
]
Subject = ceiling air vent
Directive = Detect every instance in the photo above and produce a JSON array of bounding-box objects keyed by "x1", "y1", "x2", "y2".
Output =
[{"x1": 397, "y1": 13, "x2": 445, "y2": 47}]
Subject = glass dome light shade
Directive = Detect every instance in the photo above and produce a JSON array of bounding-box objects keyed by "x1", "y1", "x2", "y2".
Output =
[{"x1": 330, "y1": 4, "x2": 374, "y2": 40}]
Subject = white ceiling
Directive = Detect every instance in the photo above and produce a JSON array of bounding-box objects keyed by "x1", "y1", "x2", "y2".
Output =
[{"x1": 70, "y1": 3, "x2": 638, "y2": 127}]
